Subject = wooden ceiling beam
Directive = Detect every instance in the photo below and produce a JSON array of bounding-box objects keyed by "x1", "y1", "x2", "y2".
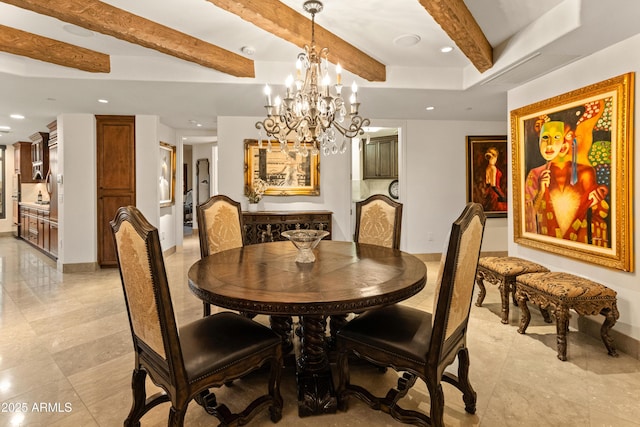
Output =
[
  {"x1": 0, "y1": 24, "x2": 110, "y2": 72},
  {"x1": 418, "y1": 0, "x2": 493, "y2": 73},
  {"x1": 207, "y1": 0, "x2": 386, "y2": 82},
  {"x1": 1, "y1": 0, "x2": 255, "y2": 77}
]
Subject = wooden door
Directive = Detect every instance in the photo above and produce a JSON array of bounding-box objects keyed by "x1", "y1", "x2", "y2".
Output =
[{"x1": 96, "y1": 115, "x2": 135, "y2": 267}]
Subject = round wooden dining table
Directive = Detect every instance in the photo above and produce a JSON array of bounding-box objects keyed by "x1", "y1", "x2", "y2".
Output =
[{"x1": 187, "y1": 240, "x2": 427, "y2": 417}]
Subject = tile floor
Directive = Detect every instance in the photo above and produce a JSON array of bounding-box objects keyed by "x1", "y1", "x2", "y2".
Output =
[{"x1": 0, "y1": 235, "x2": 639, "y2": 427}]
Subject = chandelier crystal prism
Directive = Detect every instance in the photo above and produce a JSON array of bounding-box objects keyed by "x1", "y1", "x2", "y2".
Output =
[{"x1": 255, "y1": 0, "x2": 370, "y2": 157}]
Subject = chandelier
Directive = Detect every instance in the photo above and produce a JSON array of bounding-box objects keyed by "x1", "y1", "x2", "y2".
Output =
[{"x1": 255, "y1": 0, "x2": 370, "y2": 157}]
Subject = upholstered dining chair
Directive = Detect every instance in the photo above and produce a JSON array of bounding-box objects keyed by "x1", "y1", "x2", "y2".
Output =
[
  {"x1": 196, "y1": 195, "x2": 245, "y2": 316},
  {"x1": 354, "y1": 194, "x2": 403, "y2": 249},
  {"x1": 336, "y1": 202, "x2": 486, "y2": 427},
  {"x1": 329, "y1": 194, "x2": 404, "y2": 338},
  {"x1": 111, "y1": 206, "x2": 283, "y2": 426}
]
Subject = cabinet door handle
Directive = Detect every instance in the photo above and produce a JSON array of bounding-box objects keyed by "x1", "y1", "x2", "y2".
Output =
[{"x1": 45, "y1": 171, "x2": 52, "y2": 194}]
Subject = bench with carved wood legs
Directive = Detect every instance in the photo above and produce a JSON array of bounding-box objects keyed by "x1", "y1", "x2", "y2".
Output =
[
  {"x1": 475, "y1": 257, "x2": 550, "y2": 324},
  {"x1": 515, "y1": 271, "x2": 619, "y2": 361}
]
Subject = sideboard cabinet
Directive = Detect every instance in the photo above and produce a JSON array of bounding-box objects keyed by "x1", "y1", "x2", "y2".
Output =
[{"x1": 242, "y1": 211, "x2": 332, "y2": 245}]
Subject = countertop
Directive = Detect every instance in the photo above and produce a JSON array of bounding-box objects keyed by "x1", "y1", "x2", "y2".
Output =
[{"x1": 19, "y1": 201, "x2": 51, "y2": 210}]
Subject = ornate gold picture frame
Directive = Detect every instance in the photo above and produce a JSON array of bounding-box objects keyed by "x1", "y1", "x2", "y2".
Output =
[
  {"x1": 159, "y1": 142, "x2": 176, "y2": 207},
  {"x1": 244, "y1": 139, "x2": 320, "y2": 196},
  {"x1": 511, "y1": 72, "x2": 634, "y2": 271}
]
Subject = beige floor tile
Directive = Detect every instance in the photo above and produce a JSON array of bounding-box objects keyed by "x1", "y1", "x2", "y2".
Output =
[{"x1": 0, "y1": 235, "x2": 638, "y2": 427}]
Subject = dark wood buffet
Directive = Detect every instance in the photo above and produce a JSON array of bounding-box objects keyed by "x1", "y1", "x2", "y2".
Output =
[{"x1": 242, "y1": 210, "x2": 332, "y2": 245}]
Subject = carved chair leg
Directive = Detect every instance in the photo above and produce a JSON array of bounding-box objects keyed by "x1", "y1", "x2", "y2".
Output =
[
  {"x1": 540, "y1": 306, "x2": 553, "y2": 323},
  {"x1": 600, "y1": 306, "x2": 619, "y2": 357},
  {"x1": 270, "y1": 315, "x2": 293, "y2": 355},
  {"x1": 194, "y1": 389, "x2": 217, "y2": 413},
  {"x1": 202, "y1": 302, "x2": 211, "y2": 317},
  {"x1": 329, "y1": 314, "x2": 348, "y2": 348},
  {"x1": 499, "y1": 280, "x2": 510, "y2": 324},
  {"x1": 555, "y1": 307, "x2": 570, "y2": 361},
  {"x1": 168, "y1": 405, "x2": 187, "y2": 427},
  {"x1": 125, "y1": 368, "x2": 147, "y2": 427},
  {"x1": 268, "y1": 356, "x2": 284, "y2": 422},
  {"x1": 427, "y1": 381, "x2": 446, "y2": 427},
  {"x1": 335, "y1": 349, "x2": 350, "y2": 411},
  {"x1": 516, "y1": 290, "x2": 531, "y2": 334},
  {"x1": 456, "y1": 347, "x2": 477, "y2": 414},
  {"x1": 474, "y1": 272, "x2": 486, "y2": 307}
]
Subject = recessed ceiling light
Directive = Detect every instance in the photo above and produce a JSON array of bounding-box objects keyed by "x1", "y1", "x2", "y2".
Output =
[
  {"x1": 98, "y1": 99, "x2": 109, "y2": 103},
  {"x1": 0, "y1": 125, "x2": 10, "y2": 130},
  {"x1": 440, "y1": 46, "x2": 454, "y2": 53},
  {"x1": 425, "y1": 106, "x2": 435, "y2": 111},
  {"x1": 196, "y1": 123, "x2": 203, "y2": 127},
  {"x1": 241, "y1": 46, "x2": 256, "y2": 56},
  {"x1": 63, "y1": 24, "x2": 94, "y2": 37},
  {"x1": 10, "y1": 114, "x2": 25, "y2": 119},
  {"x1": 393, "y1": 34, "x2": 421, "y2": 47}
]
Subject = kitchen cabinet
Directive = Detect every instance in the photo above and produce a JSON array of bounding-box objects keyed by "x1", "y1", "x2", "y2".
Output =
[
  {"x1": 30, "y1": 131, "x2": 49, "y2": 180},
  {"x1": 19, "y1": 203, "x2": 56, "y2": 260},
  {"x1": 363, "y1": 135, "x2": 398, "y2": 179},
  {"x1": 13, "y1": 141, "x2": 41, "y2": 183},
  {"x1": 242, "y1": 211, "x2": 332, "y2": 245}
]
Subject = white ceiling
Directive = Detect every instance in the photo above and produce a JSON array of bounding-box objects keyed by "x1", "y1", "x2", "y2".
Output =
[{"x1": 1, "y1": 0, "x2": 639, "y2": 143}]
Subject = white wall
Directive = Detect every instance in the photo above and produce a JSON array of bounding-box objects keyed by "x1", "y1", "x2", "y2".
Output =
[
  {"x1": 137, "y1": 116, "x2": 178, "y2": 252},
  {"x1": 57, "y1": 114, "x2": 97, "y2": 267},
  {"x1": 217, "y1": 116, "x2": 353, "y2": 241},
  {"x1": 508, "y1": 33, "x2": 640, "y2": 340},
  {"x1": 55, "y1": 114, "x2": 175, "y2": 266},
  {"x1": 216, "y1": 116, "x2": 508, "y2": 248},
  {"x1": 403, "y1": 120, "x2": 508, "y2": 254}
]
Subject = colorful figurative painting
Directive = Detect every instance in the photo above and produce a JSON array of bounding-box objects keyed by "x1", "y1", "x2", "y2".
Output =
[
  {"x1": 511, "y1": 73, "x2": 634, "y2": 271},
  {"x1": 466, "y1": 135, "x2": 508, "y2": 218}
]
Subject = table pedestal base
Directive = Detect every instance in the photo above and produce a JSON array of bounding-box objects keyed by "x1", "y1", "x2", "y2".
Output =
[
  {"x1": 296, "y1": 369, "x2": 337, "y2": 417},
  {"x1": 296, "y1": 315, "x2": 337, "y2": 417}
]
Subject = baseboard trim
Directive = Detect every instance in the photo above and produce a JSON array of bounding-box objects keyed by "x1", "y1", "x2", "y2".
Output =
[
  {"x1": 572, "y1": 315, "x2": 639, "y2": 360},
  {"x1": 62, "y1": 262, "x2": 99, "y2": 273},
  {"x1": 413, "y1": 250, "x2": 507, "y2": 262}
]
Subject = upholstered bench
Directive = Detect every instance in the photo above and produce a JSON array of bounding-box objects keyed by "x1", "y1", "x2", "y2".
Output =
[
  {"x1": 515, "y1": 272, "x2": 619, "y2": 361},
  {"x1": 475, "y1": 257, "x2": 550, "y2": 324}
]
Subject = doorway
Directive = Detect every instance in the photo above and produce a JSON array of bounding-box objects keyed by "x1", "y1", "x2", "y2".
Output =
[
  {"x1": 180, "y1": 137, "x2": 217, "y2": 236},
  {"x1": 350, "y1": 126, "x2": 400, "y2": 238}
]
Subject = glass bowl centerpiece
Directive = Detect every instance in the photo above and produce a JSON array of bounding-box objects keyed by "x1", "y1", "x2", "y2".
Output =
[{"x1": 281, "y1": 230, "x2": 329, "y2": 263}]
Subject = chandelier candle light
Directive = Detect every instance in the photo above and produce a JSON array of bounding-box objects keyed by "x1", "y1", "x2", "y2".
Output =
[{"x1": 255, "y1": 0, "x2": 370, "y2": 157}]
